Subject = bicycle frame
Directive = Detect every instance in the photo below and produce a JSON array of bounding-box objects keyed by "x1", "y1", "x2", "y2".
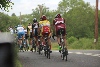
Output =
[
  {"x1": 59, "y1": 28, "x2": 68, "y2": 61},
  {"x1": 44, "y1": 33, "x2": 50, "y2": 59}
]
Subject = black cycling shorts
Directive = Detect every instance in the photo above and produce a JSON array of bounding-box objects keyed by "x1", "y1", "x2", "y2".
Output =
[
  {"x1": 34, "y1": 28, "x2": 38, "y2": 36},
  {"x1": 56, "y1": 28, "x2": 65, "y2": 36}
]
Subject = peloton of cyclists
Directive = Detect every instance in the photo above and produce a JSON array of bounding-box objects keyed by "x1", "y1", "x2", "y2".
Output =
[{"x1": 17, "y1": 13, "x2": 68, "y2": 55}]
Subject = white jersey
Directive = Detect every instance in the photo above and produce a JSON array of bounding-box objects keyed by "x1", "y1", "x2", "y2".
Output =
[
  {"x1": 24, "y1": 29, "x2": 27, "y2": 34},
  {"x1": 17, "y1": 27, "x2": 24, "y2": 33},
  {"x1": 9, "y1": 28, "x2": 14, "y2": 34}
]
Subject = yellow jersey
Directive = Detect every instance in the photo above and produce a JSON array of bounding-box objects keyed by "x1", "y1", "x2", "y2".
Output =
[{"x1": 39, "y1": 20, "x2": 50, "y2": 27}]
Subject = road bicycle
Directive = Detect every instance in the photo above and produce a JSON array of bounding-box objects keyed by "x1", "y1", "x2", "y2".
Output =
[
  {"x1": 31, "y1": 36, "x2": 36, "y2": 52},
  {"x1": 52, "y1": 28, "x2": 68, "y2": 61},
  {"x1": 38, "y1": 36, "x2": 43, "y2": 55},
  {"x1": 44, "y1": 33, "x2": 51, "y2": 59},
  {"x1": 23, "y1": 38, "x2": 29, "y2": 51},
  {"x1": 19, "y1": 39, "x2": 24, "y2": 52}
]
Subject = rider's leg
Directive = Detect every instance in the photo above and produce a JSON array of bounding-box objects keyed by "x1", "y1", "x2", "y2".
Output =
[
  {"x1": 48, "y1": 38, "x2": 52, "y2": 53},
  {"x1": 63, "y1": 35, "x2": 67, "y2": 48},
  {"x1": 18, "y1": 32, "x2": 22, "y2": 48}
]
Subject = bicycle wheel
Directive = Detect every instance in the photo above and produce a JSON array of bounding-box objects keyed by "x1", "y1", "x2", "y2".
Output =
[
  {"x1": 65, "y1": 51, "x2": 67, "y2": 61},
  {"x1": 48, "y1": 49, "x2": 50, "y2": 59},
  {"x1": 38, "y1": 45, "x2": 41, "y2": 54},
  {"x1": 46, "y1": 46, "x2": 50, "y2": 59}
]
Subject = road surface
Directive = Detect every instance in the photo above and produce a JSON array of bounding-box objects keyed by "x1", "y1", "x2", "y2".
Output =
[{"x1": 18, "y1": 50, "x2": 100, "y2": 67}]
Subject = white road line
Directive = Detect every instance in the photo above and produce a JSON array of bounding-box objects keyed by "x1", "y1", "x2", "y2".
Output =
[
  {"x1": 91, "y1": 54, "x2": 100, "y2": 57},
  {"x1": 75, "y1": 52, "x2": 83, "y2": 54},
  {"x1": 83, "y1": 53, "x2": 92, "y2": 55}
]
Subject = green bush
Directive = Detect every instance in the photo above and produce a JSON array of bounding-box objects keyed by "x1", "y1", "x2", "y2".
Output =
[
  {"x1": 68, "y1": 37, "x2": 100, "y2": 49},
  {"x1": 67, "y1": 36, "x2": 77, "y2": 44}
]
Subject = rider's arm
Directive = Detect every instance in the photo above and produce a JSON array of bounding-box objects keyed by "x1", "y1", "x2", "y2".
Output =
[
  {"x1": 64, "y1": 18, "x2": 67, "y2": 35},
  {"x1": 38, "y1": 21, "x2": 41, "y2": 35},
  {"x1": 27, "y1": 26, "x2": 29, "y2": 36},
  {"x1": 32, "y1": 24, "x2": 34, "y2": 36},
  {"x1": 53, "y1": 19, "x2": 56, "y2": 35}
]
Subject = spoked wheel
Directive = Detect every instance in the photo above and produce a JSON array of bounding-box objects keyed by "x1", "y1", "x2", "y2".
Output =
[
  {"x1": 47, "y1": 49, "x2": 50, "y2": 59},
  {"x1": 62, "y1": 52, "x2": 65, "y2": 60},
  {"x1": 65, "y1": 50, "x2": 68, "y2": 61},
  {"x1": 19, "y1": 45, "x2": 24, "y2": 52},
  {"x1": 61, "y1": 49, "x2": 68, "y2": 61},
  {"x1": 44, "y1": 50, "x2": 46, "y2": 56},
  {"x1": 34, "y1": 46, "x2": 36, "y2": 52},
  {"x1": 38, "y1": 45, "x2": 42, "y2": 54},
  {"x1": 48, "y1": 50, "x2": 50, "y2": 59}
]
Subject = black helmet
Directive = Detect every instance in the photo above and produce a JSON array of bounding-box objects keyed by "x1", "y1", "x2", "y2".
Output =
[{"x1": 33, "y1": 18, "x2": 37, "y2": 22}]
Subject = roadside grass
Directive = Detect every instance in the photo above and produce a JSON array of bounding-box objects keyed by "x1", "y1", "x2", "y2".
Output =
[
  {"x1": 67, "y1": 37, "x2": 100, "y2": 50},
  {"x1": 52, "y1": 37, "x2": 100, "y2": 50},
  {"x1": 14, "y1": 47, "x2": 22, "y2": 67},
  {"x1": 51, "y1": 42, "x2": 59, "y2": 50}
]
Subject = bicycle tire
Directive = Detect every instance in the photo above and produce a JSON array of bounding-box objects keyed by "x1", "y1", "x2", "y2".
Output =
[
  {"x1": 44, "y1": 50, "x2": 46, "y2": 56},
  {"x1": 48, "y1": 49, "x2": 50, "y2": 59},
  {"x1": 65, "y1": 49, "x2": 68, "y2": 61},
  {"x1": 39, "y1": 47, "x2": 41, "y2": 54}
]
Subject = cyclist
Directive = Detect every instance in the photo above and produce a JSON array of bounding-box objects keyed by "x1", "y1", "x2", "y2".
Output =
[
  {"x1": 53, "y1": 14, "x2": 67, "y2": 53},
  {"x1": 8, "y1": 26, "x2": 14, "y2": 34},
  {"x1": 24, "y1": 28, "x2": 29, "y2": 49},
  {"x1": 16, "y1": 25, "x2": 25, "y2": 49},
  {"x1": 38, "y1": 15, "x2": 52, "y2": 52},
  {"x1": 30, "y1": 18, "x2": 39, "y2": 51},
  {"x1": 27, "y1": 23, "x2": 32, "y2": 51}
]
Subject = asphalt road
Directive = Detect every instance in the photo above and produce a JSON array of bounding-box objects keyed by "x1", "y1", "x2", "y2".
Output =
[{"x1": 18, "y1": 50, "x2": 100, "y2": 67}]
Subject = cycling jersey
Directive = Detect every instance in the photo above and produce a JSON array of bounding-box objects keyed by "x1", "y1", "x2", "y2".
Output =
[
  {"x1": 9, "y1": 27, "x2": 14, "y2": 34},
  {"x1": 53, "y1": 18, "x2": 66, "y2": 36},
  {"x1": 39, "y1": 20, "x2": 50, "y2": 27},
  {"x1": 27, "y1": 25, "x2": 32, "y2": 32},
  {"x1": 17, "y1": 27, "x2": 24, "y2": 33},
  {"x1": 17, "y1": 26, "x2": 25, "y2": 39},
  {"x1": 32, "y1": 22, "x2": 39, "y2": 29},
  {"x1": 27, "y1": 24, "x2": 32, "y2": 38},
  {"x1": 39, "y1": 20, "x2": 51, "y2": 36},
  {"x1": 32, "y1": 22, "x2": 39, "y2": 36}
]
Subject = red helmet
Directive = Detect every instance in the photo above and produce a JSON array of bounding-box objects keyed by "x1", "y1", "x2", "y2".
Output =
[
  {"x1": 41, "y1": 15, "x2": 47, "y2": 20},
  {"x1": 56, "y1": 14, "x2": 61, "y2": 18}
]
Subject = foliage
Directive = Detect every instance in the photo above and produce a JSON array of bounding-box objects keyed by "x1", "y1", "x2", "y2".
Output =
[
  {"x1": 57, "y1": 0, "x2": 95, "y2": 38},
  {"x1": 67, "y1": 36, "x2": 78, "y2": 44},
  {"x1": 0, "y1": 12, "x2": 20, "y2": 32},
  {"x1": 0, "y1": 0, "x2": 14, "y2": 12},
  {"x1": 51, "y1": 37, "x2": 100, "y2": 50},
  {"x1": 0, "y1": 0, "x2": 100, "y2": 40},
  {"x1": 98, "y1": 10, "x2": 100, "y2": 36},
  {"x1": 68, "y1": 38, "x2": 96, "y2": 49}
]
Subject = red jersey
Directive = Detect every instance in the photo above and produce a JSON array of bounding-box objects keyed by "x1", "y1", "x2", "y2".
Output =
[{"x1": 53, "y1": 18, "x2": 66, "y2": 30}]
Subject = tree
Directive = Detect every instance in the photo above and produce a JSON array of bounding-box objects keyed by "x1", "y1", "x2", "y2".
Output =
[
  {"x1": 98, "y1": 10, "x2": 100, "y2": 36},
  {"x1": 0, "y1": 0, "x2": 14, "y2": 12},
  {"x1": 57, "y1": 0, "x2": 95, "y2": 38}
]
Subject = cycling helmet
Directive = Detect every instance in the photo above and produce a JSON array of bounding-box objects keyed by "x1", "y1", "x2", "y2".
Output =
[
  {"x1": 56, "y1": 14, "x2": 61, "y2": 18},
  {"x1": 18, "y1": 25, "x2": 22, "y2": 27},
  {"x1": 41, "y1": 15, "x2": 47, "y2": 20},
  {"x1": 33, "y1": 18, "x2": 37, "y2": 23}
]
